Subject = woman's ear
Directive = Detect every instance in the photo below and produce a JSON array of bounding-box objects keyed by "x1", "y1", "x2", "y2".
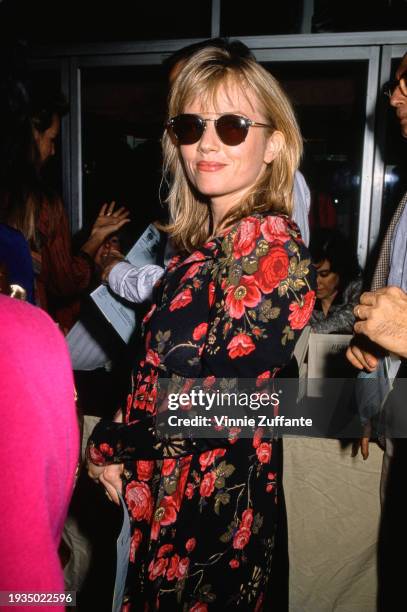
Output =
[{"x1": 264, "y1": 130, "x2": 285, "y2": 164}]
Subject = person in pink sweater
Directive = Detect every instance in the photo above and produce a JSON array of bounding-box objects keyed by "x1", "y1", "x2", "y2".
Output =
[{"x1": 0, "y1": 295, "x2": 79, "y2": 610}]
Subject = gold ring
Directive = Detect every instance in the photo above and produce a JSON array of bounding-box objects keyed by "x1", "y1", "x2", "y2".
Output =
[{"x1": 356, "y1": 306, "x2": 361, "y2": 318}]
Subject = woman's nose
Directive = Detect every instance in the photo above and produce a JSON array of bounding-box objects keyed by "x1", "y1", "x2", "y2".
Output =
[{"x1": 198, "y1": 120, "x2": 220, "y2": 152}]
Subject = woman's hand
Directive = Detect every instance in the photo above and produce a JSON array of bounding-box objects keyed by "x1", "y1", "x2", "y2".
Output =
[
  {"x1": 351, "y1": 422, "x2": 372, "y2": 460},
  {"x1": 91, "y1": 202, "x2": 130, "y2": 242},
  {"x1": 100, "y1": 249, "x2": 126, "y2": 283},
  {"x1": 87, "y1": 462, "x2": 124, "y2": 505},
  {"x1": 87, "y1": 408, "x2": 125, "y2": 505},
  {"x1": 81, "y1": 202, "x2": 130, "y2": 259}
]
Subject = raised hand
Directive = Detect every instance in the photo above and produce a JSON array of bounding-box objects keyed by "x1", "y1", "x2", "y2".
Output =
[{"x1": 90, "y1": 201, "x2": 130, "y2": 242}]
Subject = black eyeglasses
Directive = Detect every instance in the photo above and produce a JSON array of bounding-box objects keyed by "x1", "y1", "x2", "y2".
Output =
[
  {"x1": 166, "y1": 113, "x2": 273, "y2": 146},
  {"x1": 383, "y1": 71, "x2": 407, "y2": 98}
]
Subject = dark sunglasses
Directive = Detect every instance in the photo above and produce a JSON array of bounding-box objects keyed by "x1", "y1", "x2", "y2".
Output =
[
  {"x1": 383, "y1": 71, "x2": 407, "y2": 98},
  {"x1": 166, "y1": 113, "x2": 273, "y2": 146}
]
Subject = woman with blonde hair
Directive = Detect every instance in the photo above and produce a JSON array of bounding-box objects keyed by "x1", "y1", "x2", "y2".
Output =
[{"x1": 88, "y1": 43, "x2": 316, "y2": 611}]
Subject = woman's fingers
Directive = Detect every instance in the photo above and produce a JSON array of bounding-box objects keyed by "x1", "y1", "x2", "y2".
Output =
[
  {"x1": 107, "y1": 201, "x2": 116, "y2": 215},
  {"x1": 99, "y1": 463, "x2": 124, "y2": 505},
  {"x1": 99, "y1": 472, "x2": 120, "y2": 505},
  {"x1": 99, "y1": 202, "x2": 108, "y2": 216}
]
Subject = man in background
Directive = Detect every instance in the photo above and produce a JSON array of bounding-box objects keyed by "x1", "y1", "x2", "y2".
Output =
[{"x1": 347, "y1": 52, "x2": 407, "y2": 610}]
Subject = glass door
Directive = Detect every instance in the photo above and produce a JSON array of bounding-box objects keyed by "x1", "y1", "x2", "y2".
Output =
[{"x1": 255, "y1": 46, "x2": 380, "y2": 268}]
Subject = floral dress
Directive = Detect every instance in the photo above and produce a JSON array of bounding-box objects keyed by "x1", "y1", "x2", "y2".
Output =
[{"x1": 89, "y1": 212, "x2": 316, "y2": 611}]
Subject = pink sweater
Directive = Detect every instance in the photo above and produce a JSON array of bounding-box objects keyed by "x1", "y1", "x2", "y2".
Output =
[{"x1": 0, "y1": 296, "x2": 79, "y2": 611}]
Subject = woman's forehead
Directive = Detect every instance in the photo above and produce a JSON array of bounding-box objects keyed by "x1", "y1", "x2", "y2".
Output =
[{"x1": 183, "y1": 79, "x2": 259, "y2": 115}]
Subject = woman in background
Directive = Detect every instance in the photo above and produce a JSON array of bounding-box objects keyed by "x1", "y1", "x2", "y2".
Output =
[{"x1": 310, "y1": 228, "x2": 362, "y2": 334}]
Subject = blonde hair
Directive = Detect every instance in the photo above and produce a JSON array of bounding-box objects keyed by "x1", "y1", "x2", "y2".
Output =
[{"x1": 162, "y1": 46, "x2": 303, "y2": 253}]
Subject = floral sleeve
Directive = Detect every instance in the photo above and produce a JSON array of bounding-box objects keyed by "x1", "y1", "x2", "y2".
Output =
[{"x1": 202, "y1": 214, "x2": 316, "y2": 378}]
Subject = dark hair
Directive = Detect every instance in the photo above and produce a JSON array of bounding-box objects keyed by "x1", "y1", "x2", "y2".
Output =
[
  {"x1": 0, "y1": 74, "x2": 68, "y2": 243},
  {"x1": 163, "y1": 37, "x2": 255, "y2": 79},
  {"x1": 29, "y1": 82, "x2": 68, "y2": 133},
  {"x1": 309, "y1": 228, "x2": 360, "y2": 291}
]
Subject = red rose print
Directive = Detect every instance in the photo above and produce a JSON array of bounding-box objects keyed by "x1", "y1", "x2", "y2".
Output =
[
  {"x1": 129, "y1": 529, "x2": 143, "y2": 563},
  {"x1": 166, "y1": 553, "x2": 180, "y2": 580},
  {"x1": 203, "y1": 375, "x2": 216, "y2": 389},
  {"x1": 211, "y1": 448, "x2": 227, "y2": 462},
  {"x1": 252, "y1": 427, "x2": 264, "y2": 449},
  {"x1": 181, "y1": 252, "x2": 206, "y2": 282},
  {"x1": 233, "y1": 526, "x2": 251, "y2": 550},
  {"x1": 176, "y1": 557, "x2": 190, "y2": 579},
  {"x1": 157, "y1": 544, "x2": 174, "y2": 558},
  {"x1": 199, "y1": 471, "x2": 217, "y2": 497},
  {"x1": 199, "y1": 449, "x2": 226, "y2": 471},
  {"x1": 136, "y1": 460, "x2": 154, "y2": 482},
  {"x1": 99, "y1": 443, "x2": 113, "y2": 457},
  {"x1": 261, "y1": 216, "x2": 289, "y2": 243},
  {"x1": 145, "y1": 330, "x2": 152, "y2": 351},
  {"x1": 173, "y1": 456, "x2": 192, "y2": 510},
  {"x1": 192, "y1": 322, "x2": 208, "y2": 341},
  {"x1": 225, "y1": 275, "x2": 261, "y2": 319},
  {"x1": 159, "y1": 496, "x2": 178, "y2": 526},
  {"x1": 134, "y1": 384, "x2": 148, "y2": 411},
  {"x1": 227, "y1": 333, "x2": 256, "y2": 359},
  {"x1": 228, "y1": 427, "x2": 241, "y2": 444},
  {"x1": 198, "y1": 450, "x2": 213, "y2": 471},
  {"x1": 162, "y1": 459, "x2": 176, "y2": 476},
  {"x1": 208, "y1": 281, "x2": 216, "y2": 307},
  {"x1": 150, "y1": 522, "x2": 161, "y2": 542},
  {"x1": 255, "y1": 245, "x2": 289, "y2": 294},
  {"x1": 229, "y1": 559, "x2": 240, "y2": 569},
  {"x1": 233, "y1": 217, "x2": 261, "y2": 259},
  {"x1": 223, "y1": 321, "x2": 232, "y2": 335},
  {"x1": 185, "y1": 483, "x2": 195, "y2": 499},
  {"x1": 148, "y1": 557, "x2": 168, "y2": 581},
  {"x1": 169, "y1": 288, "x2": 193, "y2": 312},
  {"x1": 185, "y1": 537, "x2": 196, "y2": 552},
  {"x1": 125, "y1": 481, "x2": 153, "y2": 522},
  {"x1": 190, "y1": 603, "x2": 208, "y2": 612},
  {"x1": 167, "y1": 255, "x2": 181, "y2": 271},
  {"x1": 241, "y1": 508, "x2": 254, "y2": 529},
  {"x1": 145, "y1": 386, "x2": 157, "y2": 414},
  {"x1": 146, "y1": 349, "x2": 161, "y2": 367},
  {"x1": 288, "y1": 290, "x2": 316, "y2": 330},
  {"x1": 256, "y1": 371, "x2": 270, "y2": 388},
  {"x1": 256, "y1": 442, "x2": 272, "y2": 464},
  {"x1": 142, "y1": 303, "x2": 156, "y2": 324},
  {"x1": 88, "y1": 445, "x2": 105, "y2": 465},
  {"x1": 151, "y1": 496, "x2": 178, "y2": 540}
]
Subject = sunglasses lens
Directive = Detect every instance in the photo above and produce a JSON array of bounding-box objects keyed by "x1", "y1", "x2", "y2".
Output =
[
  {"x1": 217, "y1": 114, "x2": 248, "y2": 145},
  {"x1": 169, "y1": 114, "x2": 203, "y2": 145}
]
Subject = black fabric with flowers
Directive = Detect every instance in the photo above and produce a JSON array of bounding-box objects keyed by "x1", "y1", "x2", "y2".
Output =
[{"x1": 88, "y1": 213, "x2": 316, "y2": 611}]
